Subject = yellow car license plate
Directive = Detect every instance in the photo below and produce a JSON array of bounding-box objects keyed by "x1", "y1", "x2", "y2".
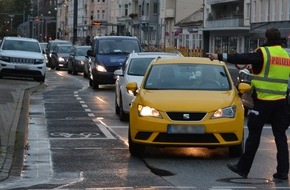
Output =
[{"x1": 168, "y1": 124, "x2": 205, "y2": 134}]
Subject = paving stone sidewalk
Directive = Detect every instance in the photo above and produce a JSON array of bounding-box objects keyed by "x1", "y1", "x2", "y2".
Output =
[{"x1": 0, "y1": 79, "x2": 42, "y2": 181}]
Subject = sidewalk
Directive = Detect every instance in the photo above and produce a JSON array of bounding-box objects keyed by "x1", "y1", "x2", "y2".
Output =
[{"x1": 0, "y1": 79, "x2": 43, "y2": 181}]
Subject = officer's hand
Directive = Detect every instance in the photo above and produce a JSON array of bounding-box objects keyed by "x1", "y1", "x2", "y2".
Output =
[{"x1": 206, "y1": 53, "x2": 218, "y2": 61}]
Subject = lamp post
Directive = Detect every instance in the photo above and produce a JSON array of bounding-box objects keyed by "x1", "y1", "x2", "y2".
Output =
[
  {"x1": 73, "y1": 0, "x2": 78, "y2": 44},
  {"x1": 8, "y1": 15, "x2": 14, "y2": 31}
]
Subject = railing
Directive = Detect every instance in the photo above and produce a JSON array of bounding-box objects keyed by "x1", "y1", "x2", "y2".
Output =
[
  {"x1": 206, "y1": 18, "x2": 244, "y2": 28},
  {"x1": 206, "y1": 0, "x2": 240, "y2": 4}
]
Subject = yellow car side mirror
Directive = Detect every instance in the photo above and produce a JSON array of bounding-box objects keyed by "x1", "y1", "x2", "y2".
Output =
[
  {"x1": 237, "y1": 82, "x2": 252, "y2": 94},
  {"x1": 126, "y1": 82, "x2": 138, "y2": 96}
]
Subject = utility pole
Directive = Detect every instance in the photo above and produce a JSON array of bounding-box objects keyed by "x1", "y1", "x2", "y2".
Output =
[{"x1": 73, "y1": 0, "x2": 78, "y2": 44}]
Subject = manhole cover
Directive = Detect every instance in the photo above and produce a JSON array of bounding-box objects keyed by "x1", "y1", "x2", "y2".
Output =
[{"x1": 217, "y1": 177, "x2": 276, "y2": 185}]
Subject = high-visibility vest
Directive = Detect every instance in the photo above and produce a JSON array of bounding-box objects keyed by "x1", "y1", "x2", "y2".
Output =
[{"x1": 251, "y1": 46, "x2": 290, "y2": 100}]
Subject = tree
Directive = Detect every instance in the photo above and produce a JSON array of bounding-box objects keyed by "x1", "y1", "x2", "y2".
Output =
[{"x1": 0, "y1": 0, "x2": 32, "y2": 37}]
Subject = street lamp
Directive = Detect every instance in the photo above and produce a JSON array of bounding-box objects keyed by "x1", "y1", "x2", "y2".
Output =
[
  {"x1": 9, "y1": 15, "x2": 14, "y2": 30},
  {"x1": 73, "y1": 0, "x2": 78, "y2": 44}
]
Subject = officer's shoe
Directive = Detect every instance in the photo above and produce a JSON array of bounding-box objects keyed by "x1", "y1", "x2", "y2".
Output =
[
  {"x1": 273, "y1": 173, "x2": 288, "y2": 180},
  {"x1": 227, "y1": 163, "x2": 248, "y2": 178}
]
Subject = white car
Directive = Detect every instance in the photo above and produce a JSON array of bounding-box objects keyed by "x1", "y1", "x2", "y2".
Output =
[
  {"x1": 114, "y1": 51, "x2": 183, "y2": 121},
  {"x1": 0, "y1": 36, "x2": 46, "y2": 82}
]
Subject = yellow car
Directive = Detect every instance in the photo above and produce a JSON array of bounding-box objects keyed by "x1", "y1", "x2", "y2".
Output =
[{"x1": 126, "y1": 57, "x2": 251, "y2": 157}]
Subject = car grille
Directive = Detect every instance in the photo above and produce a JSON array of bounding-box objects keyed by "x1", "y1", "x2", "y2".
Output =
[
  {"x1": 135, "y1": 132, "x2": 239, "y2": 144},
  {"x1": 10, "y1": 57, "x2": 35, "y2": 64},
  {"x1": 106, "y1": 66, "x2": 121, "y2": 72},
  {"x1": 166, "y1": 112, "x2": 206, "y2": 121},
  {"x1": 154, "y1": 133, "x2": 219, "y2": 143}
]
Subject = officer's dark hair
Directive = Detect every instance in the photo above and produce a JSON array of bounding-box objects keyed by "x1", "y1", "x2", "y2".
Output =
[{"x1": 265, "y1": 28, "x2": 282, "y2": 45}]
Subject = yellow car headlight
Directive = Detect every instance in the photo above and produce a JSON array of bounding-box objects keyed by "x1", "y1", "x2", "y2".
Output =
[
  {"x1": 137, "y1": 104, "x2": 162, "y2": 118},
  {"x1": 211, "y1": 106, "x2": 236, "y2": 119}
]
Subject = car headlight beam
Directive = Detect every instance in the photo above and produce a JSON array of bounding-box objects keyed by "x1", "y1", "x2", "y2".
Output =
[
  {"x1": 96, "y1": 65, "x2": 107, "y2": 72},
  {"x1": 58, "y1": 57, "x2": 65, "y2": 62},
  {"x1": 211, "y1": 106, "x2": 236, "y2": 119},
  {"x1": 137, "y1": 104, "x2": 162, "y2": 118}
]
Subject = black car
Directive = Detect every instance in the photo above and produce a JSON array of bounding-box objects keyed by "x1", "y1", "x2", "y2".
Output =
[
  {"x1": 46, "y1": 39, "x2": 72, "y2": 67},
  {"x1": 67, "y1": 45, "x2": 91, "y2": 75},
  {"x1": 86, "y1": 36, "x2": 142, "y2": 89},
  {"x1": 50, "y1": 44, "x2": 73, "y2": 70}
]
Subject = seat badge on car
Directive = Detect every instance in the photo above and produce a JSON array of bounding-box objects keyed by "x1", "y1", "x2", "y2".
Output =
[{"x1": 183, "y1": 113, "x2": 190, "y2": 120}]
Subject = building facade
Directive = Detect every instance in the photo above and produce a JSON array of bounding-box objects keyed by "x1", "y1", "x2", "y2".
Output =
[
  {"x1": 250, "y1": 0, "x2": 290, "y2": 48},
  {"x1": 203, "y1": 0, "x2": 251, "y2": 54},
  {"x1": 28, "y1": 0, "x2": 290, "y2": 51}
]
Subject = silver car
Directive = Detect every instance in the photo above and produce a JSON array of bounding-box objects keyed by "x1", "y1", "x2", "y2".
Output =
[{"x1": 114, "y1": 51, "x2": 183, "y2": 121}]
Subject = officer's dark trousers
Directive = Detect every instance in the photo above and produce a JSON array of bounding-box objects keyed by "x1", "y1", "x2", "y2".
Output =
[{"x1": 237, "y1": 99, "x2": 289, "y2": 175}]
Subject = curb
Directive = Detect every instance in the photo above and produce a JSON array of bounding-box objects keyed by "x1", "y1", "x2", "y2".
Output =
[{"x1": 0, "y1": 82, "x2": 46, "y2": 181}]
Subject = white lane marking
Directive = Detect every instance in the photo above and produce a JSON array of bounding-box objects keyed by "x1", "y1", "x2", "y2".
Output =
[
  {"x1": 210, "y1": 187, "x2": 256, "y2": 189},
  {"x1": 109, "y1": 125, "x2": 128, "y2": 129},
  {"x1": 88, "y1": 113, "x2": 95, "y2": 117},
  {"x1": 49, "y1": 138, "x2": 112, "y2": 140},
  {"x1": 81, "y1": 104, "x2": 88, "y2": 108},
  {"x1": 54, "y1": 171, "x2": 84, "y2": 189},
  {"x1": 79, "y1": 100, "x2": 85, "y2": 104},
  {"x1": 73, "y1": 92, "x2": 115, "y2": 139},
  {"x1": 84, "y1": 108, "x2": 91, "y2": 112}
]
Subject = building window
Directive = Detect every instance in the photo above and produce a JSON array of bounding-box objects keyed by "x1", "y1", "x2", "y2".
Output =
[
  {"x1": 259, "y1": 0, "x2": 263, "y2": 22},
  {"x1": 97, "y1": 10, "x2": 100, "y2": 19},
  {"x1": 265, "y1": 0, "x2": 269, "y2": 21},
  {"x1": 191, "y1": 33, "x2": 202, "y2": 49},
  {"x1": 253, "y1": 0, "x2": 257, "y2": 22},
  {"x1": 153, "y1": 3, "x2": 158, "y2": 14},
  {"x1": 288, "y1": 0, "x2": 290, "y2": 19},
  {"x1": 272, "y1": 0, "x2": 276, "y2": 21},
  {"x1": 125, "y1": 4, "x2": 128, "y2": 16},
  {"x1": 91, "y1": 11, "x2": 94, "y2": 20},
  {"x1": 246, "y1": 3, "x2": 250, "y2": 19},
  {"x1": 102, "y1": 10, "x2": 105, "y2": 19},
  {"x1": 140, "y1": 5, "x2": 143, "y2": 16},
  {"x1": 147, "y1": 3, "x2": 149, "y2": 16},
  {"x1": 280, "y1": 0, "x2": 284, "y2": 20}
]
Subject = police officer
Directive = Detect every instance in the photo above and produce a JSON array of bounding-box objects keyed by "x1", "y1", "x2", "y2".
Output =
[{"x1": 207, "y1": 28, "x2": 290, "y2": 180}]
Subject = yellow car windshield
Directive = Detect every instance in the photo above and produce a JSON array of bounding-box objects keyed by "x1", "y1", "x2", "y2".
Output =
[{"x1": 144, "y1": 64, "x2": 231, "y2": 91}]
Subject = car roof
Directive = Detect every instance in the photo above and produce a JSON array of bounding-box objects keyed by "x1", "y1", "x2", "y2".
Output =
[
  {"x1": 56, "y1": 44, "x2": 73, "y2": 47},
  {"x1": 74, "y1": 45, "x2": 91, "y2": 48},
  {"x1": 128, "y1": 52, "x2": 182, "y2": 58},
  {"x1": 3, "y1": 36, "x2": 39, "y2": 42},
  {"x1": 50, "y1": 39, "x2": 71, "y2": 42},
  {"x1": 93, "y1": 36, "x2": 138, "y2": 40},
  {"x1": 151, "y1": 57, "x2": 225, "y2": 66}
]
